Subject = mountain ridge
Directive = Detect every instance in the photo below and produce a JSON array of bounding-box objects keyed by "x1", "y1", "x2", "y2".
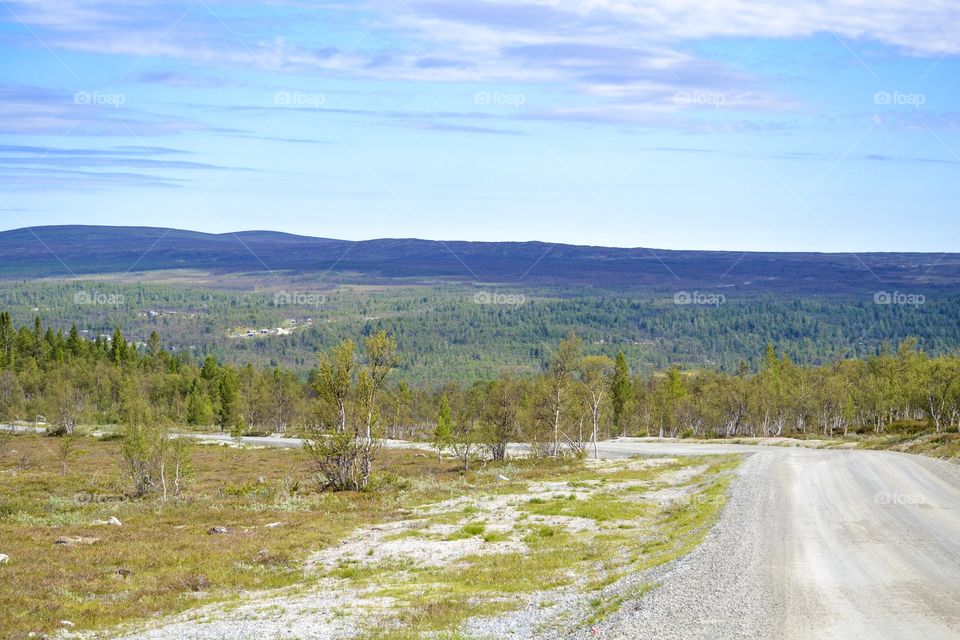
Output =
[{"x1": 1, "y1": 225, "x2": 959, "y2": 294}]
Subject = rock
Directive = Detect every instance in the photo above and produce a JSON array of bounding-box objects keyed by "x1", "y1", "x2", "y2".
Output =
[
  {"x1": 55, "y1": 536, "x2": 100, "y2": 546},
  {"x1": 264, "y1": 522, "x2": 283, "y2": 528},
  {"x1": 60, "y1": 620, "x2": 75, "y2": 628},
  {"x1": 0, "y1": 553, "x2": 8, "y2": 564},
  {"x1": 496, "y1": 474, "x2": 510, "y2": 482},
  {"x1": 92, "y1": 516, "x2": 122, "y2": 527},
  {"x1": 207, "y1": 526, "x2": 230, "y2": 535},
  {"x1": 115, "y1": 568, "x2": 133, "y2": 578}
]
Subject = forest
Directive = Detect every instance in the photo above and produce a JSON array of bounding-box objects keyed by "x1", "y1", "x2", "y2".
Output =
[
  {"x1": 3, "y1": 280, "x2": 959, "y2": 384},
  {"x1": 3, "y1": 313, "x2": 958, "y2": 449}
]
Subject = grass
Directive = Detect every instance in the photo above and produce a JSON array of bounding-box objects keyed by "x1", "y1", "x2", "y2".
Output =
[
  {"x1": 0, "y1": 431, "x2": 571, "y2": 638},
  {"x1": 520, "y1": 492, "x2": 652, "y2": 522}
]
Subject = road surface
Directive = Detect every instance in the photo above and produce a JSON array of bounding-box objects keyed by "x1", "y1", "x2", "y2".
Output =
[{"x1": 602, "y1": 440, "x2": 960, "y2": 640}]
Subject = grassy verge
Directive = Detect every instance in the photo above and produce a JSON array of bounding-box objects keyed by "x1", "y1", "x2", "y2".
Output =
[{"x1": 341, "y1": 455, "x2": 741, "y2": 638}]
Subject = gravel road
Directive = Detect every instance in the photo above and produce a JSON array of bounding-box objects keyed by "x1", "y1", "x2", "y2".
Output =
[
  {"x1": 114, "y1": 435, "x2": 960, "y2": 639},
  {"x1": 601, "y1": 443, "x2": 960, "y2": 640}
]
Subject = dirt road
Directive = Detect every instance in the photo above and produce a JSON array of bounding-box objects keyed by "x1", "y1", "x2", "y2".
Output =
[{"x1": 601, "y1": 442, "x2": 960, "y2": 639}]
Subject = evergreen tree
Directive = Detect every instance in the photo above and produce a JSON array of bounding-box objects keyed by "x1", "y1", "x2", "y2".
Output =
[{"x1": 611, "y1": 351, "x2": 631, "y2": 436}]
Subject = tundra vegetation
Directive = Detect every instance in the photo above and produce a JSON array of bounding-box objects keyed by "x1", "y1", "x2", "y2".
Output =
[{"x1": 0, "y1": 428, "x2": 739, "y2": 638}]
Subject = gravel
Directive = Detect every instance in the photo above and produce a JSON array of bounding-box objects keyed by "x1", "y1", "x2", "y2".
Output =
[{"x1": 596, "y1": 452, "x2": 777, "y2": 640}]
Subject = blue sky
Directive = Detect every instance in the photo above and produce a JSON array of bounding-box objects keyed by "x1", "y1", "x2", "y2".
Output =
[{"x1": 0, "y1": 0, "x2": 958, "y2": 251}]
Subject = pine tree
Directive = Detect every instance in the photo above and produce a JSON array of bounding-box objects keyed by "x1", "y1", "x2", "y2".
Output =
[
  {"x1": 611, "y1": 351, "x2": 631, "y2": 436},
  {"x1": 110, "y1": 327, "x2": 127, "y2": 364}
]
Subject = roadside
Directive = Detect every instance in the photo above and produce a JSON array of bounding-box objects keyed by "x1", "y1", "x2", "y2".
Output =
[
  {"x1": 97, "y1": 455, "x2": 739, "y2": 639},
  {"x1": 0, "y1": 430, "x2": 739, "y2": 640}
]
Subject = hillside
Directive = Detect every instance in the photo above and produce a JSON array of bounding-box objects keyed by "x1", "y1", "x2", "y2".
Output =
[{"x1": 3, "y1": 225, "x2": 959, "y2": 294}]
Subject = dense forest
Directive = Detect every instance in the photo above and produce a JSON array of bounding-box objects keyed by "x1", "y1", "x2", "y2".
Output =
[
  {"x1": 3, "y1": 280, "x2": 959, "y2": 384},
  {"x1": 2, "y1": 314, "x2": 958, "y2": 448}
]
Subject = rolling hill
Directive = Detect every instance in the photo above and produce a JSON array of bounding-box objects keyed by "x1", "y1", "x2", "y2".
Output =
[{"x1": 2, "y1": 225, "x2": 959, "y2": 295}]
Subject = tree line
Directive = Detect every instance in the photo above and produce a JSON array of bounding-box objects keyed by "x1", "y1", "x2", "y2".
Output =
[{"x1": 2, "y1": 314, "x2": 959, "y2": 491}]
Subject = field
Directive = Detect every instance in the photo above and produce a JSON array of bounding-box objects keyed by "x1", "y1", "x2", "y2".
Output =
[{"x1": 0, "y1": 431, "x2": 738, "y2": 639}]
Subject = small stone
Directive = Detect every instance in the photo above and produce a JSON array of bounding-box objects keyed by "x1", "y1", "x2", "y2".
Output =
[
  {"x1": 0, "y1": 553, "x2": 8, "y2": 564},
  {"x1": 92, "y1": 516, "x2": 122, "y2": 527},
  {"x1": 264, "y1": 522, "x2": 282, "y2": 528},
  {"x1": 496, "y1": 474, "x2": 510, "y2": 482},
  {"x1": 55, "y1": 536, "x2": 100, "y2": 546},
  {"x1": 115, "y1": 568, "x2": 133, "y2": 578},
  {"x1": 207, "y1": 526, "x2": 230, "y2": 535},
  {"x1": 60, "y1": 620, "x2": 75, "y2": 628}
]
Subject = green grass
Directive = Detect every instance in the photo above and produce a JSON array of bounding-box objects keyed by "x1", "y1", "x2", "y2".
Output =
[
  {"x1": 444, "y1": 522, "x2": 486, "y2": 540},
  {"x1": 520, "y1": 492, "x2": 651, "y2": 522}
]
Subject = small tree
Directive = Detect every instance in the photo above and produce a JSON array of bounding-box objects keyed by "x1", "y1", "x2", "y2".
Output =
[
  {"x1": 449, "y1": 418, "x2": 478, "y2": 471},
  {"x1": 433, "y1": 395, "x2": 453, "y2": 460},
  {"x1": 57, "y1": 435, "x2": 80, "y2": 477},
  {"x1": 546, "y1": 333, "x2": 581, "y2": 457},
  {"x1": 580, "y1": 355, "x2": 615, "y2": 458},
  {"x1": 482, "y1": 374, "x2": 520, "y2": 461},
  {"x1": 304, "y1": 332, "x2": 397, "y2": 491},
  {"x1": 118, "y1": 380, "x2": 190, "y2": 500}
]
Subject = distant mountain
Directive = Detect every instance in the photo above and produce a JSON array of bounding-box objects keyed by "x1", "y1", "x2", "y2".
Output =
[{"x1": 2, "y1": 225, "x2": 959, "y2": 294}]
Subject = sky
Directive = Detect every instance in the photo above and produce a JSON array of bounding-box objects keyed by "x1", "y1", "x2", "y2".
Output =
[{"x1": 0, "y1": 0, "x2": 958, "y2": 252}]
